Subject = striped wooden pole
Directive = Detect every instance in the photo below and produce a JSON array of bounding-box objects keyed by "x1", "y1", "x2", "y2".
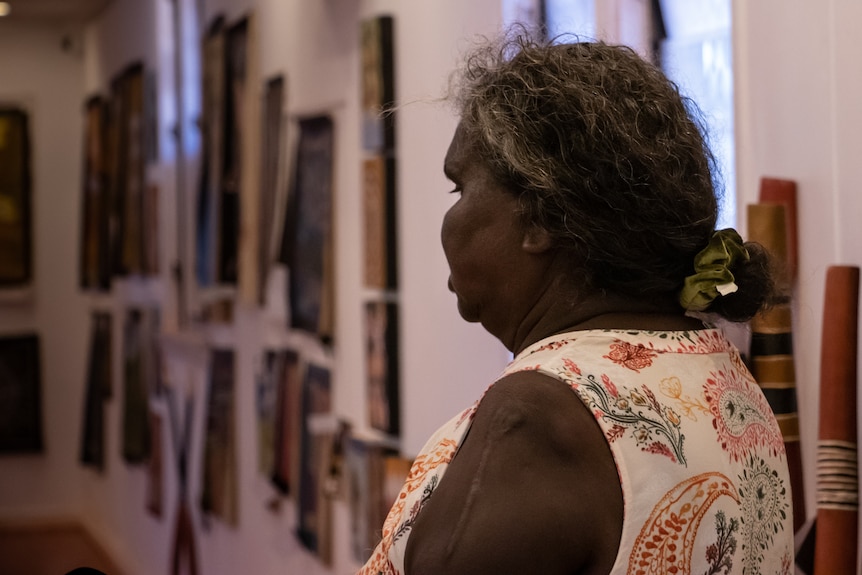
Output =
[
  {"x1": 813, "y1": 266, "x2": 859, "y2": 575},
  {"x1": 747, "y1": 202, "x2": 806, "y2": 531}
]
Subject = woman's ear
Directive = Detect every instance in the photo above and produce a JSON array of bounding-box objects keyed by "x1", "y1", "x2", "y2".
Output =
[{"x1": 522, "y1": 226, "x2": 553, "y2": 254}]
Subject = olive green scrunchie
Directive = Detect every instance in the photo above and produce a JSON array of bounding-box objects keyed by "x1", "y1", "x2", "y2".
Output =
[{"x1": 679, "y1": 228, "x2": 750, "y2": 312}]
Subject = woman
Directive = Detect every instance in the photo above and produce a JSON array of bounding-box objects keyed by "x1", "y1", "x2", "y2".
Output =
[{"x1": 359, "y1": 33, "x2": 794, "y2": 575}]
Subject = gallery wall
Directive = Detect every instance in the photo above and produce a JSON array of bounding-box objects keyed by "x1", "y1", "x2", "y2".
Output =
[
  {"x1": 733, "y1": 0, "x2": 862, "y2": 528},
  {"x1": 0, "y1": 19, "x2": 89, "y2": 520},
  {"x1": 72, "y1": 0, "x2": 511, "y2": 574}
]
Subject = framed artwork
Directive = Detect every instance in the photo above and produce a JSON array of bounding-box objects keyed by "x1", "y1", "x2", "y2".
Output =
[
  {"x1": 122, "y1": 308, "x2": 150, "y2": 463},
  {"x1": 106, "y1": 71, "x2": 127, "y2": 276},
  {"x1": 80, "y1": 311, "x2": 112, "y2": 469},
  {"x1": 0, "y1": 333, "x2": 42, "y2": 453},
  {"x1": 360, "y1": 15, "x2": 395, "y2": 152},
  {"x1": 362, "y1": 156, "x2": 397, "y2": 289},
  {"x1": 80, "y1": 96, "x2": 111, "y2": 290},
  {"x1": 217, "y1": 17, "x2": 249, "y2": 285},
  {"x1": 281, "y1": 116, "x2": 335, "y2": 341},
  {"x1": 201, "y1": 348, "x2": 238, "y2": 525},
  {"x1": 270, "y1": 348, "x2": 302, "y2": 495},
  {"x1": 0, "y1": 107, "x2": 33, "y2": 287},
  {"x1": 258, "y1": 75, "x2": 285, "y2": 304},
  {"x1": 365, "y1": 301, "x2": 400, "y2": 436},
  {"x1": 147, "y1": 411, "x2": 164, "y2": 518},
  {"x1": 118, "y1": 63, "x2": 146, "y2": 276},
  {"x1": 345, "y1": 438, "x2": 373, "y2": 562},
  {"x1": 296, "y1": 363, "x2": 332, "y2": 556},
  {"x1": 196, "y1": 17, "x2": 227, "y2": 288}
]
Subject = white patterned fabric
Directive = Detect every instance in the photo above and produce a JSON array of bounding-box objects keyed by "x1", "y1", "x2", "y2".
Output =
[{"x1": 359, "y1": 329, "x2": 794, "y2": 575}]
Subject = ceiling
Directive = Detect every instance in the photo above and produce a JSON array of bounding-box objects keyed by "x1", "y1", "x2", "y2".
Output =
[{"x1": 2, "y1": 0, "x2": 113, "y2": 23}]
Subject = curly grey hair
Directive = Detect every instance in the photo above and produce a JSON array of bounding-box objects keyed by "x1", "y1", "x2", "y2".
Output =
[{"x1": 450, "y1": 32, "x2": 773, "y2": 320}]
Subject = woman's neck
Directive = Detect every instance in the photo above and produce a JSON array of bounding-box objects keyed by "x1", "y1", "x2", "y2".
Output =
[{"x1": 506, "y1": 288, "x2": 704, "y2": 355}]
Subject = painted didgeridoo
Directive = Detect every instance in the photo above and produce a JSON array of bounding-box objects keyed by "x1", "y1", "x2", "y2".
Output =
[
  {"x1": 813, "y1": 266, "x2": 859, "y2": 575},
  {"x1": 759, "y1": 177, "x2": 798, "y2": 281},
  {"x1": 747, "y1": 203, "x2": 806, "y2": 531}
]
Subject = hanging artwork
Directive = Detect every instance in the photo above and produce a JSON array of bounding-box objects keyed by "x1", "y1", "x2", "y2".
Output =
[
  {"x1": 0, "y1": 107, "x2": 33, "y2": 287},
  {"x1": 80, "y1": 96, "x2": 111, "y2": 291},
  {"x1": 360, "y1": 16, "x2": 395, "y2": 152},
  {"x1": 147, "y1": 411, "x2": 165, "y2": 518},
  {"x1": 122, "y1": 308, "x2": 150, "y2": 463},
  {"x1": 363, "y1": 156, "x2": 397, "y2": 289},
  {"x1": 280, "y1": 116, "x2": 335, "y2": 341},
  {"x1": 296, "y1": 363, "x2": 332, "y2": 557},
  {"x1": 365, "y1": 301, "x2": 400, "y2": 436},
  {"x1": 266, "y1": 349, "x2": 302, "y2": 496},
  {"x1": 258, "y1": 75, "x2": 285, "y2": 304},
  {"x1": 0, "y1": 333, "x2": 42, "y2": 453},
  {"x1": 218, "y1": 18, "x2": 249, "y2": 286},
  {"x1": 120, "y1": 63, "x2": 146, "y2": 276},
  {"x1": 80, "y1": 311, "x2": 113, "y2": 469},
  {"x1": 196, "y1": 17, "x2": 227, "y2": 288},
  {"x1": 201, "y1": 348, "x2": 238, "y2": 525}
]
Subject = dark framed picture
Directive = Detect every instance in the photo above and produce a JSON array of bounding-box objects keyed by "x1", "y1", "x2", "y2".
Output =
[
  {"x1": 365, "y1": 301, "x2": 400, "y2": 435},
  {"x1": 0, "y1": 107, "x2": 33, "y2": 287},
  {"x1": 80, "y1": 96, "x2": 111, "y2": 291},
  {"x1": 80, "y1": 311, "x2": 112, "y2": 469},
  {"x1": 296, "y1": 363, "x2": 332, "y2": 556},
  {"x1": 362, "y1": 155, "x2": 397, "y2": 289},
  {"x1": 196, "y1": 16, "x2": 227, "y2": 288},
  {"x1": 201, "y1": 348, "x2": 238, "y2": 525},
  {"x1": 281, "y1": 116, "x2": 335, "y2": 341},
  {"x1": 258, "y1": 75, "x2": 285, "y2": 304},
  {"x1": 270, "y1": 348, "x2": 302, "y2": 495},
  {"x1": 360, "y1": 15, "x2": 395, "y2": 152},
  {"x1": 122, "y1": 308, "x2": 150, "y2": 463},
  {"x1": 0, "y1": 333, "x2": 43, "y2": 453},
  {"x1": 218, "y1": 17, "x2": 250, "y2": 285}
]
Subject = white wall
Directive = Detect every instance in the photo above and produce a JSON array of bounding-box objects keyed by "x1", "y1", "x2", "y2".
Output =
[
  {"x1": 70, "y1": 1, "x2": 509, "y2": 574},
  {"x1": 0, "y1": 19, "x2": 88, "y2": 521},
  {"x1": 734, "y1": 0, "x2": 862, "y2": 533}
]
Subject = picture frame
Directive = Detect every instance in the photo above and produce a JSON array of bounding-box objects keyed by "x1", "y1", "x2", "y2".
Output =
[
  {"x1": 0, "y1": 107, "x2": 33, "y2": 287},
  {"x1": 0, "y1": 333, "x2": 43, "y2": 453}
]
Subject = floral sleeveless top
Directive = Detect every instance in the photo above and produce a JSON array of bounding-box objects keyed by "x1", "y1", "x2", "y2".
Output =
[{"x1": 358, "y1": 329, "x2": 795, "y2": 575}]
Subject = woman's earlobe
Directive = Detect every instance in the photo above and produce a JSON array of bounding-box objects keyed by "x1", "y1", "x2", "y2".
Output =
[{"x1": 522, "y1": 226, "x2": 553, "y2": 253}]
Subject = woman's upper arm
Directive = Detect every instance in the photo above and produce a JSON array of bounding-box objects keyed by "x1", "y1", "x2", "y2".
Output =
[{"x1": 404, "y1": 370, "x2": 623, "y2": 575}]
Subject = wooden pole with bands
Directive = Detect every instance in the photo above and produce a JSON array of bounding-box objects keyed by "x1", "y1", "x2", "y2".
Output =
[
  {"x1": 813, "y1": 265, "x2": 859, "y2": 575},
  {"x1": 747, "y1": 201, "x2": 806, "y2": 531}
]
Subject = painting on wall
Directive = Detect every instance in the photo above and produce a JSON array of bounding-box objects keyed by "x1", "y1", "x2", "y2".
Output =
[
  {"x1": 0, "y1": 107, "x2": 33, "y2": 288},
  {"x1": 0, "y1": 334, "x2": 42, "y2": 453},
  {"x1": 196, "y1": 17, "x2": 227, "y2": 288},
  {"x1": 80, "y1": 311, "x2": 113, "y2": 469},
  {"x1": 218, "y1": 17, "x2": 249, "y2": 286},
  {"x1": 360, "y1": 15, "x2": 395, "y2": 152},
  {"x1": 362, "y1": 155, "x2": 397, "y2": 289},
  {"x1": 258, "y1": 75, "x2": 285, "y2": 304},
  {"x1": 365, "y1": 301, "x2": 400, "y2": 436},
  {"x1": 270, "y1": 348, "x2": 302, "y2": 495},
  {"x1": 80, "y1": 96, "x2": 111, "y2": 291},
  {"x1": 147, "y1": 410, "x2": 164, "y2": 518},
  {"x1": 296, "y1": 363, "x2": 332, "y2": 557},
  {"x1": 122, "y1": 308, "x2": 150, "y2": 463},
  {"x1": 201, "y1": 348, "x2": 238, "y2": 526},
  {"x1": 280, "y1": 116, "x2": 335, "y2": 341}
]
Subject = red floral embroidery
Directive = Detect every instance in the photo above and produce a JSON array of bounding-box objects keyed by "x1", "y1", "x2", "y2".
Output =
[
  {"x1": 562, "y1": 358, "x2": 581, "y2": 375},
  {"x1": 703, "y1": 368, "x2": 784, "y2": 462},
  {"x1": 601, "y1": 374, "x2": 619, "y2": 397},
  {"x1": 604, "y1": 340, "x2": 658, "y2": 372}
]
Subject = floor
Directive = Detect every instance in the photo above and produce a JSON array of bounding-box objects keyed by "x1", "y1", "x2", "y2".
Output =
[{"x1": 0, "y1": 523, "x2": 122, "y2": 575}]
